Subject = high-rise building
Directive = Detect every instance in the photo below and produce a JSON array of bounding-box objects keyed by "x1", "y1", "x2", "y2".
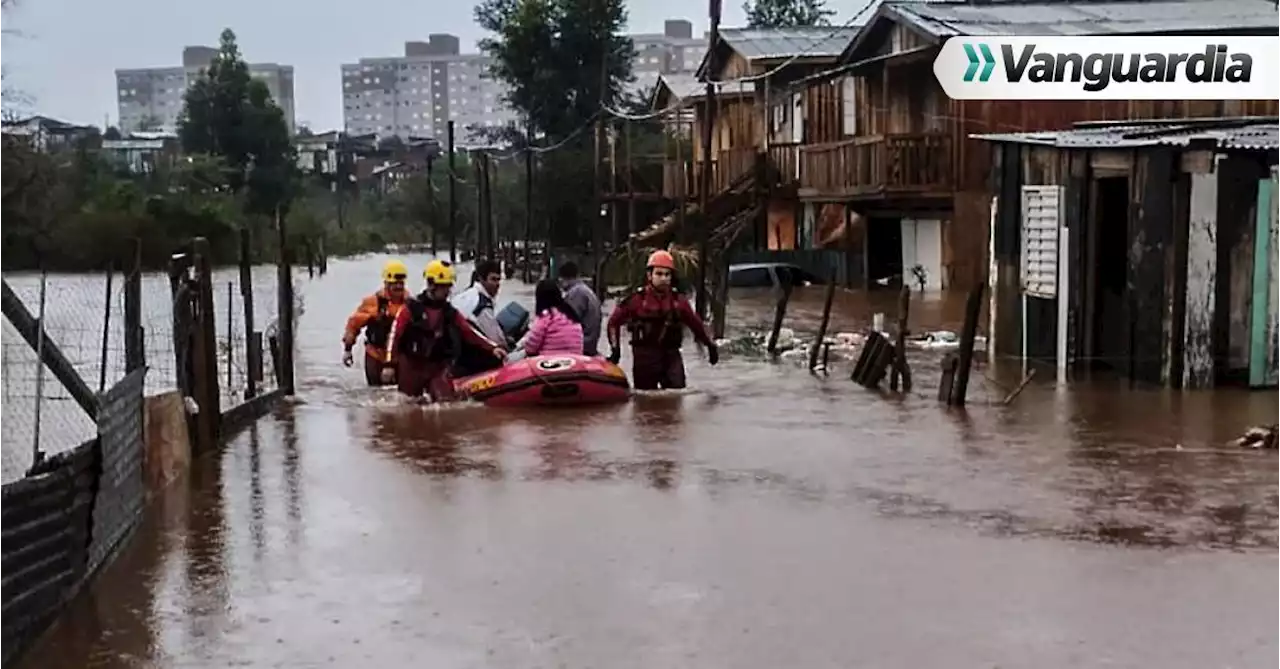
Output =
[
  {"x1": 343, "y1": 21, "x2": 708, "y2": 145},
  {"x1": 115, "y1": 46, "x2": 296, "y2": 135},
  {"x1": 340, "y1": 34, "x2": 517, "y2": 146},
  {"x1": 630, "y1": 20, "x2": 709, "y2": 94}
]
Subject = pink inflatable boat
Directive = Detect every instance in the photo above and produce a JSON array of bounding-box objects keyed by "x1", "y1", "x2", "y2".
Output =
[{"x1": 454, "y1": 354, "x2": 631, "y2": 407}]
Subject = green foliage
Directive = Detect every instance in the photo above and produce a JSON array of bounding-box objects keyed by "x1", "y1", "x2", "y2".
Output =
[
  {"x1": 178, "y1": 28, "x2": 296, "y2": 217},
  {"x1": 473, "y1": 0, "x2": 639, "y2": 251},
  {"x1": 743, "y1": 0, "x2": 833, "y2": 28}
]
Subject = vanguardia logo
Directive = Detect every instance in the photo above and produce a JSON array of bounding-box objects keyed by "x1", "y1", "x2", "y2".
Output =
[{"x1": 962, "y1": 42, "x2": 1253, "y2": 92}]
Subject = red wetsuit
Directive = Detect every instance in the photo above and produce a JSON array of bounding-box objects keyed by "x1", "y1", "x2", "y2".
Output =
[
  {"x1": 386, "y1": 292, "x2": 501, "y2": 401},
  {"x1": 606, "y1": 285, "x2": 714, "y2": 390}
]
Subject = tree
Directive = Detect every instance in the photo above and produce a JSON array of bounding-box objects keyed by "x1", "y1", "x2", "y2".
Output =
[
  {"x1": 475, "y1": 0, "x2": 636, "y2": 247},
  {"x1": 475, "y1": 0, "x2": 634, "y2": 142},
  {"x1": 178, "y1": 28, "x2": 296, "y2": 216},
  {"x1": 743, "y1": 0, "x2": 833, "y2": 28}
]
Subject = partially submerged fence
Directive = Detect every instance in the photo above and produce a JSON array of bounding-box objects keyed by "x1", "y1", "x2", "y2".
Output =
[{"x1": 0, "y1": 230, "x2": 298, "y2": 667}]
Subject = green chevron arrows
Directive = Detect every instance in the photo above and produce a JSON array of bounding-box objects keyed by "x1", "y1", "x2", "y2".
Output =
[{"x1": 962, "y1": 43, "x2": 996, "y2": 82}]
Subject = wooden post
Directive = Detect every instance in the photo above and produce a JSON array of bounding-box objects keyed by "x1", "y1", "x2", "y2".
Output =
[
  {"x1": 305, "y1": 241, "x2": 315, "y2": 279},
  {"x1": 712, "y1": 253, "x2": 730, "y2": 340},
  {"x1": 191, "y1": 237, "x2": 221, "y2": 449},
  {"x1": 427, "y1": 155, "x2": 437, "y2": 255},
  {"x1": 949, "y1": 283, "x2": 985, "y2": 406},
  {"x1": 474, "y1": 153, "x2": 485, "y2": 258},
  {"x1": 809, "y1": 269, "x2": 837, "y2": 372},
  {"x1": 696, "y1": 0, "x2": 720, "y2": 319},
  {"x1": 937, "y1": 353, "x2": 958, "y2": 403},
  {"x1": 124, "y1": 238, "x2": 143, "y2": 372},
  {"x1": 168, "y1": 253, "x2": 193, "y2": 400},
  {"x1": 765, "y1": 281, "x2": 792, "y2": 356},
  {"x1": 626, "y1": 118, "x2": 637, "y2": 238},
  {"x1": 239, "y1": 228, "x2": 258, "y2": 400},
  {"x1": 97, "y1": 262, "x2": 113, "y2": 394},
  {"x1": 592, "y1": 54, "x2": 608, "y2": 299},
  {"x1": 524, "y1": 124, "x2": 534, "y2": 283},
  {"x1": 275, "y1": 210, "x2": 296, "y2": 396},
  {"x1": 609, "y1": 120, "x2": 620, "y2": 246},
  {"x1": 483, "y1": 153, "x2": 496, "y2": 261},
  {"x1": 675, "y1": 124, "x2": 687, "y2": 243},
  {"x1": 318, "y1": 237, "x2": 328, "y2": 275},
  {"x1": 890, "y1": 284, "x2": 912, "y2": 392},
  {"x1": 447, "y1": 121, "x2": 458, "y2": 264}
]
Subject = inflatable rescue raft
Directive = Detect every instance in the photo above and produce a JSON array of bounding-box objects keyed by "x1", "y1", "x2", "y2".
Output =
[{"x1": 454, "y1": 354, "x2": 631, "y2": 407}]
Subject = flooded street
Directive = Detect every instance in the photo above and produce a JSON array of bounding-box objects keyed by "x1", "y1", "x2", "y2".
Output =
[{"x1": 18, "y1": 253, "x2": 1278, "y2": 668}]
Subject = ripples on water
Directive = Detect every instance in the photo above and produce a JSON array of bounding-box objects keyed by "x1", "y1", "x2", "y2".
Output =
[{"x1": 287, "y1": 254, "x2": 1277, "y2": 551}]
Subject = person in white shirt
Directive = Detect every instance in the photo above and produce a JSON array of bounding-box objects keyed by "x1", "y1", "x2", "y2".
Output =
[{"x1": 450, "y1": 259, "x2": 508, "y2": 375}]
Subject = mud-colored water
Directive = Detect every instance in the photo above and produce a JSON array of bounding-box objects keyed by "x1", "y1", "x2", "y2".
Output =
[{"x1": 18, "y1": 253, "x2": 1278, "y2": 668}]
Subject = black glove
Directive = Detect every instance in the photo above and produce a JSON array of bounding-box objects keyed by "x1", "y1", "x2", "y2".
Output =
[
  {"x1": 607, "y1": 347, "x2": 621, "y2": 365},
  {"x1": 707, "y1": 343, "x2": 719, "y2": 366}
]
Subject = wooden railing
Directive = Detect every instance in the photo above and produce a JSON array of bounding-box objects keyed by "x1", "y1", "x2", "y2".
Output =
[
  {"x1": 798, "y1": 132, "x2": 953, "y2": 197},
  {"x1": 767, "y1": 142, "x2": 801, "y2": 186},
  {"x1": 716, "y1": 147, "x2": 757, "y2": 193}
]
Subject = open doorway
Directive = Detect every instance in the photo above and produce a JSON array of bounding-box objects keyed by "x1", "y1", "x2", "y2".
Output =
[
  {"x1": 1090, "y1": 176, "x2": 1130, "y2": 370},
  {"x1": 865, "y1": 216, "x2": 902, "y2": 289}
]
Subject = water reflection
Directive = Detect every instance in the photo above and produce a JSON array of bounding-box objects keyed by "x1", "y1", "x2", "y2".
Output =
[{"x1": 368, "y1": 405, "x2": 504, "y2": 481}]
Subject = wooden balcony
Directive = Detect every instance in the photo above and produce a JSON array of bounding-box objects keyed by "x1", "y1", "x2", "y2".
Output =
[
  {"x1": 798, "y1": 133, "x2": 953, "y2": 199},
  {"x1": 767, "y1": 142, "x2": 801, "y2": 186}
]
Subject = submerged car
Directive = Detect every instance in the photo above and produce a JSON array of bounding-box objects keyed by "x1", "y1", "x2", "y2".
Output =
[{"x1": 726, "y1": 262, "x2": 826, "y2": 289}]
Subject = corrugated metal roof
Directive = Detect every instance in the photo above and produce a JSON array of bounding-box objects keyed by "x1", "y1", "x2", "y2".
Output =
[
  {"x1": 650, "y1": 73, "x2": 750, "y2": 107},
  {"x1": 719, "y1": 26, "x2": 863, "y2": 61},
  {"x1": 889, "y1": 0, "x2": 1279, "y2": 37},
  {"x1": 972, "y1": 118, "x2": 1279, "y2": 151}
]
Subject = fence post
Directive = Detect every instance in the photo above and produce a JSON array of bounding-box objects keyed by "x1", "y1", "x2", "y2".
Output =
[
  {"x1": 766, "y1": 281, "x2": 793, "y2": 356},
  {"x1": 239, "y1": 228, "x2": 258, "y2": 399},
  {"x1": 190, "y1": 237, "x2": 221, "y2": 449},
  {"x1": 890, "y1": 285, "x2": 913, "y2": 392},
  {"x1": 98, "y1": 263, "x2": 114, "y2": 394},
  {"x1": 949, "y1": 284, "x2": 985, "y2": 407},
  {"x1": 31, "y1": 272, "x2": 48, "y2": 468},
  {"x1": 124, "y1": 238, "x2": 144, "y2": 373},
  {"x1": 712, "y1": 253, "x2": 730, "y2": 340},
  {"x1": 808, "y1": 268, "x2": 838, "y2": 372},
  {"x1": 276, "y1": 209, "x2": 296, "y2": 395}
]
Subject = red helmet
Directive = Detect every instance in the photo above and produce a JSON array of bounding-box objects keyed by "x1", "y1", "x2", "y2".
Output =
[{"x1": 646, "y1": 249, "x2": 676, "y2": 271}]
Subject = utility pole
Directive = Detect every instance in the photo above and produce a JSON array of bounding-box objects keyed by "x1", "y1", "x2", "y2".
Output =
[
  {"x1": 593, "y1": 48, "x2": 608, "y2": 299},
  {"x1": 474, "y1": 151, "x2": 485, "y2": 258},
  {"x1": 447, "y1": 121, "x2": 457, "y2": 263},
  {"x1": 336, "y1": 132, "x2": 347, "y2": 230},
  {"x1": 482, "y1": 152, "x2": 495, "y2": 261},
  {"x1": 696, "y1": 0, "x2": 721, "y2": 319},
  {"x1": 427, "y1": 154, "x2": 437, "y2": 254},
  {"x1": 524, "y1": 122, "x2": 534, "y2": 283},
  {"x1": 625, "y1": 117, "x2": 636, "y2": 238}
]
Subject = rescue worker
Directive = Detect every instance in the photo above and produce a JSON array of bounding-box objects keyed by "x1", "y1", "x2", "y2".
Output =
[
  {"x1": 386, "y1": 260, "x2": 507, "y2": 401},
  {"x1": 342, "y1": 259, "x2": 410, "y2": 385},
  {"x1": 605, "y1": 249, "x2": 719, "y2": 390}
]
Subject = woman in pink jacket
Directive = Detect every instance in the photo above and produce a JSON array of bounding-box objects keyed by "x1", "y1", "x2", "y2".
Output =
[{"x1": 521, "y1": 279, "x2": 585, "y2": 356}]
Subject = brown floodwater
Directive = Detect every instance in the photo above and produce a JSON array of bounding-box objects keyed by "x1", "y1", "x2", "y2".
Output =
[{"x1": 17, "y1": 253, "x2": 1279, "y2": 669}]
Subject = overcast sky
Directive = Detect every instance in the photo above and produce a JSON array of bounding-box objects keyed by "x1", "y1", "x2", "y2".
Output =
[{"x1": 0, "y1": 0, "x2": 778, "y2": 130}]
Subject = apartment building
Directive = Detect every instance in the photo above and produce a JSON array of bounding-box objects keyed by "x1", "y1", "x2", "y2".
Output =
[
  {"x1": 115, "y1": 46, "x2": 296, "y2": 135},
  {"x1": 343, "y1": 21, "x2": 708, "y2": 144},
  {"x1": 630, "y1": 20, "x2": 709, "y2": 95},
  {"x1": 341, "y1": 34, "x2": 516, "y2": 145}
]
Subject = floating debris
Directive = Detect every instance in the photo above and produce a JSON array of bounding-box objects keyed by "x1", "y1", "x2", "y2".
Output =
[
  {"x1": 1231, "y1": 425, "x2": 1278, "y2": 450},
  {"x1": 714, "y1": 327, "x2": 987, "y2": 367}
]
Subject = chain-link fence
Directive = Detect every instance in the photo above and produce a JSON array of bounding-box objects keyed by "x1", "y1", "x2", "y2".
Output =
[{"x1": 2, "y1": 260, "x2": 292, "y2": 483}]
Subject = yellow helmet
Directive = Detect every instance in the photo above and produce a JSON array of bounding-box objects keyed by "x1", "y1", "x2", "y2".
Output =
[
  {"x1": 423, "y1": 259, "x2": 456, "y2": 286},
  {"x1": 381, "y1": 259, "x2": 409, "y2": 283}
]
